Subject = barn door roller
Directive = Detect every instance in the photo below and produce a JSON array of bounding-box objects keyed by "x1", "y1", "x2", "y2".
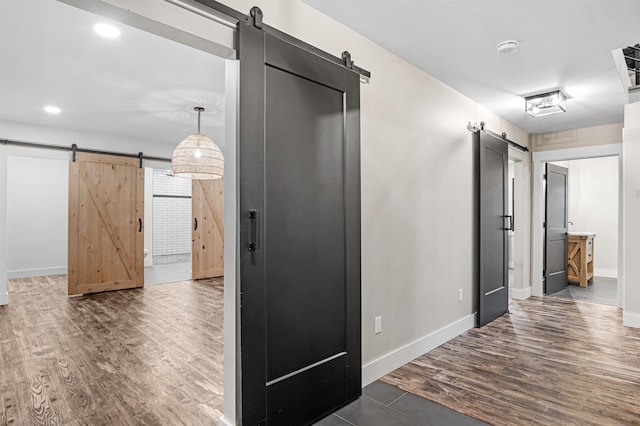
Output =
[{"x1": 189, "y1": 1, "x2": 371, "y2": 81}]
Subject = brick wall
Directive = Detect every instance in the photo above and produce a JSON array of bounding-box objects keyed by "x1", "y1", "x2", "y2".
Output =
[{"x1": 152, "y1": 169, "x2": 192, "y2": 257}]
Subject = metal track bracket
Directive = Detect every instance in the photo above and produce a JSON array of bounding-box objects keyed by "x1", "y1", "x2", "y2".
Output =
[
  {"x1": 342, "y1": 51, "x2": 353, "y2": 69},
  {"x1": 250, "y1": 6, "x2": 263, "y2": 29}
]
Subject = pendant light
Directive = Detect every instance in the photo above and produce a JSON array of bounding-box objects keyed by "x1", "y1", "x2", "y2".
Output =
[{"x1": 172, "y1": 106, "x2": 224, "y2": 179}]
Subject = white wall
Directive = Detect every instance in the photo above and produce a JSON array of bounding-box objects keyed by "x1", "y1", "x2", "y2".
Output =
[
  {"x1": 623, "y1": 101, "x2": 640, "y2": 327},
  {"x1": 0, "y1": 147, "x2": 8, "y2": 305},
  {"x1": 7, "y1": 155, "x2": 68, "y2": 278},
  {"x1": 566, "y1": 157, "x2": 619, "y2": 278}
]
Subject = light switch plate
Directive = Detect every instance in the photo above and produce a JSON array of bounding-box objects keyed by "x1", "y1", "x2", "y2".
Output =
[{"x1": 374, "y1": 316, "x2": 382, "y2": 334}]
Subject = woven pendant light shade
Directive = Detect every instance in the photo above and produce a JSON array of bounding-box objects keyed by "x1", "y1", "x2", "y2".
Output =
[{"x1": 172, "y1": 107, "x2": 224, "y2": 180}]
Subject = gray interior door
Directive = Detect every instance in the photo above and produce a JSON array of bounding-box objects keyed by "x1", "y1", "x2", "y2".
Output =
[
  {"x1": 238, "y1": 23, "x2": 361, "y2": 426},
  {"x1": 545, "y1": 163, "x2": 569, "y2": 294},
  {"x1": 476, "y1": 131, "x2": 509, "y2": 327}
]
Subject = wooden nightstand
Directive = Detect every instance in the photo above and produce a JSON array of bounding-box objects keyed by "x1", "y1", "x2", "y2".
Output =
[{"x1": 567, "y1": 233, "x2": 595, "y2": 287}]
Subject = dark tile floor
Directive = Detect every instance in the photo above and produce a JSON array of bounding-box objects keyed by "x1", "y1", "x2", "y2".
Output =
[
  {"x1": 314, "y1": 381, "x2": 487, "y2": 426},
  {"x1": 549, "y1": 276, "x2": 617, "y2": 306}
]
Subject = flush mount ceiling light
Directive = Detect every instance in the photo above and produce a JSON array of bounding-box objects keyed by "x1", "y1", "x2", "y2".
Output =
[
  {"x1": 94, "y1": 23, "x2": 120, "y2": 39},
  {"x1": 44, "y1": 105, "x2": 61, "y2": 114},
  {"x1": 172, "y1": 106, "x2": 224, "y2": 180},
  {"x1": 525, "y1": 90, "x2": 567, "y2": 117},
  {"x1": 496, "y1": 40, "x2": 519, "y2": 56}
]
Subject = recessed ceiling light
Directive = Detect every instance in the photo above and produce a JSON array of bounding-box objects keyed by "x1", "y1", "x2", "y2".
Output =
[
  {"x1": 497, "y1": 40, "x2": 519, "y2": 56},
  {"x1": 94, "y1": 23, "x2": 120, "y2": 39},
  {"x1": 44, "y1": 106, "x2": 61, "y2": 114}
]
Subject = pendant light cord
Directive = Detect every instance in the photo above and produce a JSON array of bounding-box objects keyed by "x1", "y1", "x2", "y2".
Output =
[{"x1": 194, "y1": 106, "x2": 205, "y2": 134}]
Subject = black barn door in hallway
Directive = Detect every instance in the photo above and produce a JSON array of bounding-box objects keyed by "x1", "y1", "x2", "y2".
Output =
[
  {"x1": 476, "y1": 131, "x2": 509, "y2": 327},
  {"x1": 545, "y1": 163, "x2": 569, "y2": 294},
  {"x1": 238, "y1": 24, "x2": 361, "y2": 425}
]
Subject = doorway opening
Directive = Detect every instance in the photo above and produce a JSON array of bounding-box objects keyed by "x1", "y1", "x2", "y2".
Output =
[
  {"x1": 144, "y1": 167, "x2": 193, "y2": 285},
  {"x1": 532, "y1": 144, "x2": 623, "y2": 308},
  {"x1": 508, "y1": 159, "x2": 515, "y2": 290},
  {"x1": 507, "y1": 146, "x2": 530, "y2": 300},
  {"x1": 0, "y1": 0, "x2": 233, "y2": 422},
  {"x1": 545, "y1": 157, "x2": 619, "y2": 306}
]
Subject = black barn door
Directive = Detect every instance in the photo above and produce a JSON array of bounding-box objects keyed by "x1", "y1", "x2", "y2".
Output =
[
  {"x1": 238, "y1": 23, "x2": 361, "y2": 425},
  {"x1": 476, "y1": 131, "x2": 509, "y2": 327},
  {"x1": 544, "y1": 163, "x2": 569, "y2": 294}
]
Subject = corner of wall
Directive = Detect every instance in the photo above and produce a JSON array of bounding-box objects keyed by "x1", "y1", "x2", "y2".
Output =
[
  {"x1": 510, "y1": 287, "x2": 532, "y2": 300},
  {"x1": 218, "y1": 415, "x2": 234, "y2": 426},
  {"x1": 623, "y1": 312, "x2": 640, "y2": 328}
]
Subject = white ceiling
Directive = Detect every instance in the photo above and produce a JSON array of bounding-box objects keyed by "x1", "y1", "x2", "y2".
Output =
[
  {"x1": 2, "y1": 1, "x2": 637, "y2": 141},
  {"x1": 0, "y1": 0, "x2": 227, "y2": 150},
  {"x1": 304, "y1": 0, "x2": 640, "y2": 134}
]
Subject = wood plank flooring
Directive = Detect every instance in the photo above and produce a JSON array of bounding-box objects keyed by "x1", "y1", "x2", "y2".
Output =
[
  {"x1": 382, "y1": 297, "x2": 640, "y2": 426},
  {"x1": 0, "y1": 275, "x2": 224, "y2": 425}
]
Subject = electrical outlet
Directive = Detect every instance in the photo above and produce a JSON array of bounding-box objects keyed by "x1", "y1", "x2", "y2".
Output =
[
  {"x1": 458, "y1": 289, "x2": 463, "y2": 302},
  {"x1": 374, "y1": 316, "x2": 382, "y2": 334}
]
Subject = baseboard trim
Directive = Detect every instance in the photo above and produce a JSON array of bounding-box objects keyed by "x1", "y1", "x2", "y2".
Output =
[
  {"x1": 218, "y1": 415, "x2": 233, "y2": 426},
  {"x1": 511, "y1": 286, "x2": 532, "y2": 300},
  {"x1": 0, "y1": 292, "x2": 8, "y2": 306},
  {"x1": 7, "y1": 266, "x2": 67, "y2": 279},
  {"x1": 362, "y1": 313, "x2": 476, "y2": 386},
  {"x1": 594, "y1": 269, "x2": 617, "y2": 279},
  {"x1": 623, "y1": 312, "x2": 640, "y2": 328}
]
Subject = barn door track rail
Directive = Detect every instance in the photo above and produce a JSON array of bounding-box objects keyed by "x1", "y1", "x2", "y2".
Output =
[
  {"x1": 467, "y1": 121, "x2": 529, "y2": 152},
  {"x1": 0, "y1": 138, "x2": 172, "y2": 167},
  {"x1": 171, "y1": 0, "x2": 371, "y2": 82}
]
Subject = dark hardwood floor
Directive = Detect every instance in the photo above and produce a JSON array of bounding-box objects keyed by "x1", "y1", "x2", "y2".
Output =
[
  {"x1": 0, "y1": 275, "x2": 224, "y2": 425},
  {"x1": 382, "y1": 297, "x2": 640, "y2": 426},
  {"x1": 4, "y1": 277, "x2": 639, "y2": 425}
]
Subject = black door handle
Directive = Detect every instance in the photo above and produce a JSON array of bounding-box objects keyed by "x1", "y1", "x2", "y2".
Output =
[
  {"x1": 248, "y1": 209, "x2": 258, "y2": 252},
  {"x1": 138, "y1": 218, "x2": 142, "y2": 232},
  {"x1": 194, "y1": 217, "x2": 198, "y2": 231}
]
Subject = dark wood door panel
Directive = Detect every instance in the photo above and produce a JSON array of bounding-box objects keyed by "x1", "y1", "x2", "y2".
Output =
[
  {"x1": 545, "y1": 163, "x2": 569, "y2": 294},
  {"x1": 477, "y1": 131, "x2": 509, "y2": 327},
  {"x1": 238, "y1": 23, "x2": 361, "y2": 425},
  {"x1": 265, "y1": 66, "x2": 346, "y2": 382}
]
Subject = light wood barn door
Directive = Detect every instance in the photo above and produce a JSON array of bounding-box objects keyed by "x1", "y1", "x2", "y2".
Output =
[
  {"x1": 68, "y1": 153, "x2": 144, "y2": 295},
  {"x1": 192, "y1": 179, "x2": 224, "y2": 279}
]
